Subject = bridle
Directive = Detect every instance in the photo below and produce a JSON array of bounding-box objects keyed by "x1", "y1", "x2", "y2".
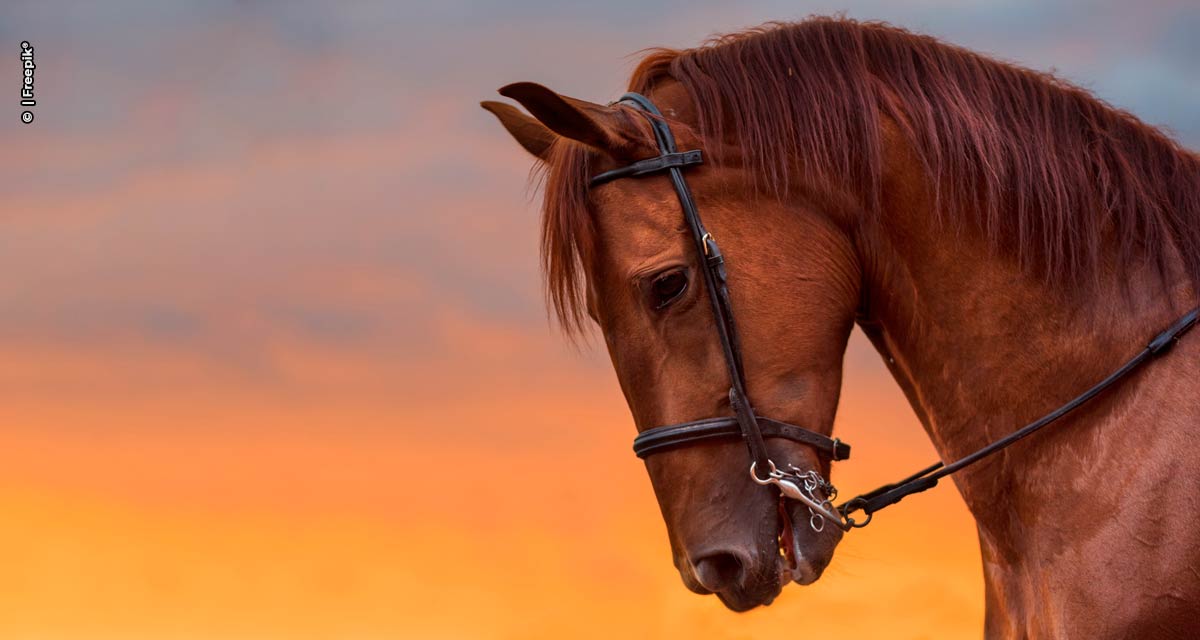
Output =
[
  {"x1": 590, "y1": 92, "x2": 852, "y2": 530},
  {"x1": 588, "y1": 92, "x2": 1200, "y2": 532}
]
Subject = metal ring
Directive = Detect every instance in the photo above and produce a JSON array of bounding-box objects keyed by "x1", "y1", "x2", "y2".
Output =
[
  {"x1": 847, "y1": 511, "x2": 873, "y2": 529},
  {"x1": 749, "y1": 460, "x2": 778, "y2": 485},
  {"x1": 838, "y1": 499, "x2": 873, "y2": 529}
]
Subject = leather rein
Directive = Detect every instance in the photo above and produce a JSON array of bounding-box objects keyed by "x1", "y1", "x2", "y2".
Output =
[{"x1": 588, "y1": 92, "x2": 1200, "y2": 532}]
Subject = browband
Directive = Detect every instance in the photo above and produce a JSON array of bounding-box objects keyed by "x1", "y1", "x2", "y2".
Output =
[{"x1": 590, "y1": 150, "x2": 704, "y2": 187}]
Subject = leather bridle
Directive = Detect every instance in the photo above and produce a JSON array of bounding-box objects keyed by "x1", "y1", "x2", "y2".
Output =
[{"x1": 588, "y1": 92, "x2": 1200, "y2": 532}]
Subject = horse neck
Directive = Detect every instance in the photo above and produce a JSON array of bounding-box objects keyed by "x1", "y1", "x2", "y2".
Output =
[{"x1": 856, "y1": 157, "x2": 1197, "y2": 533}]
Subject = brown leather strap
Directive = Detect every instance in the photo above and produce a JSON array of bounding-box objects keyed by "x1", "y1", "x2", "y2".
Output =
[{"x1": 633, "y1": 415, "x2": 850, "y2": 460}]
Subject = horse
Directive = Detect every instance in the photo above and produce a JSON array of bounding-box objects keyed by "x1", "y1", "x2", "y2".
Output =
[{"x1": 482, "y1": 17, "x2": 1200, "y2": 638}]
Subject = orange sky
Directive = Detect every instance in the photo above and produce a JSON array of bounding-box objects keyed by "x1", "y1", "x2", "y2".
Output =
[
  {"x1": 0, "y1": 331, "x2": 984, "y2": 639},
  {"x1": 4, "y1": 2, "x2": 1197, "y2": 638}
]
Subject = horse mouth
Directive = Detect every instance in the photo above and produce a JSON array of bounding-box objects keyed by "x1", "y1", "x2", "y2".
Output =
[
  {"x1": 778, "y1": 495, "x2": 799, "y2": 573},
  {"x1": 776, "y1": 495, "x2": 833, "y2": 587},
  {"x1": 689, "y1": 492, "x2": 842, "y2": 611}
]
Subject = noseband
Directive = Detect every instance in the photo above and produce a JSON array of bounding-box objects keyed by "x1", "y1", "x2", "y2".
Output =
[{"x1": 588, "y1": 92, "x2": 1199, "y2": 532}]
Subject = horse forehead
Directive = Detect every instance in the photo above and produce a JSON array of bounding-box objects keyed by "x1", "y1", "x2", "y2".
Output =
[{"x1": 593, "y1": 181, "x2": 687, "y2": 251}]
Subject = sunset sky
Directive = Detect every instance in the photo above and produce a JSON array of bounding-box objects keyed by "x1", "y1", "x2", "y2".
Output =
[{"x1": 3, "y1": 2, "x2": 1198, "y2": 638}]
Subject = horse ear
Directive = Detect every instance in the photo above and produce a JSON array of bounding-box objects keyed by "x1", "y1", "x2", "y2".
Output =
[
  {"x1": 497, "y1": 82, "x2": 644, "y2": 156},
  {"x1": 481, "y1": 100, "x2": 557, "y2": 160}
]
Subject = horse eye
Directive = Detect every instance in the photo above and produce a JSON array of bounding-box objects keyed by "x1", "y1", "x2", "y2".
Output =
[{"x1": 650, "y1": 270, "x2": 689, "y2": 309}]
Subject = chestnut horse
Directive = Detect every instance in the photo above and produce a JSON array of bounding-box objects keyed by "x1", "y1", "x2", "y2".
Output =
[{"x1": 482, "y1": 18, "x2": 1200, "y2": 638}]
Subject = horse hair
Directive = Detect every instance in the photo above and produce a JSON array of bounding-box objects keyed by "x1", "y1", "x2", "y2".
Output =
[{"x1": 539, "y1": 17, "x2": 1200, "y2": 333}]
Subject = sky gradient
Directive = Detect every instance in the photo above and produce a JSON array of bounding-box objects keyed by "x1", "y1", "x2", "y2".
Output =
[{"x1": 3, "y1": 1, "x2": 1198, "y2": 638}]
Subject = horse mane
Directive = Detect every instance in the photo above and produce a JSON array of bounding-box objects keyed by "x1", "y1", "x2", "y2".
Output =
[{"x1": 541, "y1": 17, "x2": 1200, "y2": 333}]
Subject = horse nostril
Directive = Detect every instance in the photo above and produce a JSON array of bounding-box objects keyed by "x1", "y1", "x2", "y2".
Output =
[{"x1": 693, "y1": 551, "x2": 745, "y2": 593}]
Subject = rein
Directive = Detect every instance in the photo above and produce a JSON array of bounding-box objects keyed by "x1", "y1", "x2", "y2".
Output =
[
  {"x1": 840, "y1": 306, "x2": 1199, "y2": 526},
  {"x1": 589, "y1": 91, "x2": 1200, "y2": 532}
]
